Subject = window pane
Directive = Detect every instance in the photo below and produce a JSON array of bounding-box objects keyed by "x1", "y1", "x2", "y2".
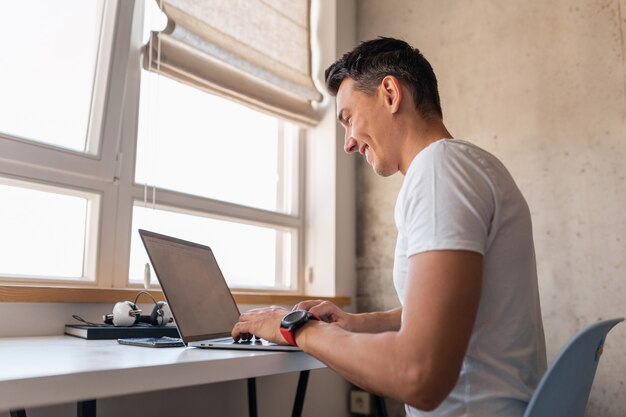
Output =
[
  {"x1": 0, "y1": 179, "x2": 98, "y2": 280},
  {"x1": 0, "y1": 0, "x2": 104, "y2": 152},
  {"x1": 135, "y1": 70, "x2": 300, "y2": 214},
  {"x1": 129, "y1": 205, "x2": 295, "y2": 289}
]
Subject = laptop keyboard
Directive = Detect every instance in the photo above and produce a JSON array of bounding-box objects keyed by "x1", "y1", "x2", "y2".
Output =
[{"x1": 204, "y1": 337, "x2": 272, "y2": 346}]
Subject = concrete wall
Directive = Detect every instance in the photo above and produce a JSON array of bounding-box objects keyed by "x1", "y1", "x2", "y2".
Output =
[{"x1": 355, "y1": 0, "x2": 626, "y2": 416}]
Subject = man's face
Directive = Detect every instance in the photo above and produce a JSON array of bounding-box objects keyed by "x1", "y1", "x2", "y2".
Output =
[{"x1": 336, "y1": 78, "x2": 400, "y2": 177}]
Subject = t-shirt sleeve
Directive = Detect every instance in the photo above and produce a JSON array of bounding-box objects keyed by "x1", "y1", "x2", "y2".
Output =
[{"x1": 401, "y1": 144, "x2": 496, "y2": 257}]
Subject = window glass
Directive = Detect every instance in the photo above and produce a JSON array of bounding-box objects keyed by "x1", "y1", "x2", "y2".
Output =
[
  {"x1": 0, "y1": 0, "x2": 104, "y2": 152},
  {"x1": 0, "y1": 178, "x2": 99, "y2": 279},
  {"x1": 129, "y1": 205, "x2": 295, "y2": 289},
  {"x1": 137, "y1": 0, "x2": 299, "y2": 214},
  {"x1": 135, "y1": 71, "x2": 299, "y2": 214}
]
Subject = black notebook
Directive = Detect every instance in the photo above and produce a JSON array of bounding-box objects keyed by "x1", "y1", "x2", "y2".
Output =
[{"x1": 65, "y1": 324, "x2": 180, "y2": 340}]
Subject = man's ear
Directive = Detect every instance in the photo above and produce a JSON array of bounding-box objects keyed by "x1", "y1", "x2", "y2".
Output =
[{"x1": 380, "y1": 75, "x2": 402, "y2": 114}]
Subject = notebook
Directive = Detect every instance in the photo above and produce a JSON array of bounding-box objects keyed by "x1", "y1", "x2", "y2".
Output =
[{"x1": 138, "y1": 229, "x2": 300, "y2": 351}]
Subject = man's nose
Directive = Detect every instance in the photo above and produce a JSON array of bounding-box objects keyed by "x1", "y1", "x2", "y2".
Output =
[{"x1": 344, "y1": 131, "x2": 358, "y2": 154}]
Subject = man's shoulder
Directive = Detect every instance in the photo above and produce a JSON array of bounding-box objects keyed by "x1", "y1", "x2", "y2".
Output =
[
  {"x1": 424, "y1": 139, "x2": 496, "y2": 161},
  {"x1": 407, "y1": 139, "x2": 498, "y2": 179}
]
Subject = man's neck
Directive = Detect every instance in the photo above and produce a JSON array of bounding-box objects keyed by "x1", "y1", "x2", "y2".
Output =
[{"x1": 399, "y1": 117, "x2": 452, "y2": 175}]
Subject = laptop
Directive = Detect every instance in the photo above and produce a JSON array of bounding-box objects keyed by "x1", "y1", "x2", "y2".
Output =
[{"x1": 138, "y1": 229, "x2": 301, "y2": 351}]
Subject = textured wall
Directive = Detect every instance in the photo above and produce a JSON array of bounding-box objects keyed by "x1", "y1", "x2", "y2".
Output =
[{"x1": 355, "y1": 0, "x2": 626, "y2": 416}]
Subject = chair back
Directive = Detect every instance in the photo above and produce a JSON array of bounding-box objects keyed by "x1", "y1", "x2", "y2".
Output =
[{"x1": 522, "y1": 317, "x2": 623, "y2": 417}]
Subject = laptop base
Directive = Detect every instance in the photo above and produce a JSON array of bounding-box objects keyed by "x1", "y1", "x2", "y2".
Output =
[{"x1": 189, "y1": 338, "x2": 301, "y2": 351}]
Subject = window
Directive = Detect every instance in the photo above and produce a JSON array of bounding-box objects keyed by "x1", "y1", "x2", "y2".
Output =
[
  {"x1": 0, "y1": 0, "x2": 108, "y2": 153},
  {"x1": 122, "y1": 1, "x2": 305, "y2": 290},
  {"x1": 0, "y1": 0, "x2": 362, "y2": 302},
  {"x1": 0, "y1": 177, "x2": 100, "y2": 281},
  {"x1": 129, "y1": 206, "x2": 296, "y2": 289},
  {"x1": 129, "y1": 69, "x2": 303, "y2": 289},
  {"x1": 135, "y1": 72, "x2": 300, "y2": 214},
  {"x1": 0, "y1": 0, "x2": 116, "y2": 285},
  {"x1": 129, "y1": 74, "x2": 302, "y2": 288},
  {"x1": 0, "y1": 0, "x2": 320, "y2": 293}
]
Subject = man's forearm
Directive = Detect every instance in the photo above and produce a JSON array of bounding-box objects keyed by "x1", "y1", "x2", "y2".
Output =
[{"x1": 348, "y1": 307, "x2": 402, "y2": 333}]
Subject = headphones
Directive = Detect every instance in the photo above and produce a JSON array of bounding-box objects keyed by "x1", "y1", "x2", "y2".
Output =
[{"x1": 103, "y1": 291, "x2": 174, "y2": 327}]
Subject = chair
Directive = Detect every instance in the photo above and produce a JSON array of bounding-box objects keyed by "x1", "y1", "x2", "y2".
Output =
[{"x1": 522, "y1": 317, "x2": 624, "y2": 417}]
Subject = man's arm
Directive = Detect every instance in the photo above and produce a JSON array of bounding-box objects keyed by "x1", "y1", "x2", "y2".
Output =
[
  {"x1": 294, "y1": 300, "x2": 402, "y2": 333},
  {"x1": 347, "y1": 308, "x2": 402, "y2": 333},
  {"x1": 296, "y1": 250, "x2": 482, "y2": 410},
  {"x1": 233, "y1": 250, "x2": 482, "y2": 411}
]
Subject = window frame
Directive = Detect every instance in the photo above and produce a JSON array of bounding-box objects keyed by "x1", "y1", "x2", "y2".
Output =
[
  {"x1": 0, "y1": 175, "x2": 102, "y2": 284},
  {"x1": 0, "y1": 0, "x2": 355, "y2": 302}
]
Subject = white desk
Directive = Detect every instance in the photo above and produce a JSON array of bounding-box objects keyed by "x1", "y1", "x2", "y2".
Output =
[{"x1": 0, "y1": 336, "x2": 325, "y2": 414}]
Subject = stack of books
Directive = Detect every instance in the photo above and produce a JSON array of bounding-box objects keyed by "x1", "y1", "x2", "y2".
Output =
[{"x1": 64, "y1": 323, "x2": 180, "y2": 340}]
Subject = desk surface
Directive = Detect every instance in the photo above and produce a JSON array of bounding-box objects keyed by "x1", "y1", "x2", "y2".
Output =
[{"x1": 0, "y1": 336, "x2": 325, "y2": 412}]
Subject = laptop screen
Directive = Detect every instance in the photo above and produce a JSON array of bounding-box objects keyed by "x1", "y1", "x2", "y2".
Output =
[{"x1": 139, "y1": 230, "x2": 241, "y2": 342}]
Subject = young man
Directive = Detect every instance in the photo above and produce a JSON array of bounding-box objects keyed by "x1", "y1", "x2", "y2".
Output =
[{"x1": 232, "y1": 37, "x2": 546, "y2": 417}]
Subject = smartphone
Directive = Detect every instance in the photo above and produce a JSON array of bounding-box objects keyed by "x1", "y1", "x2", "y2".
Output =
[{"x1": 117, "y1": 336, "x2": 185, "y2": 348}]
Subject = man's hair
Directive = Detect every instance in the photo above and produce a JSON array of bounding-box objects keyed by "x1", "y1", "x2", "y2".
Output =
[{"x1": 325, "y1": 37, "x2": 442, "y2": 118}]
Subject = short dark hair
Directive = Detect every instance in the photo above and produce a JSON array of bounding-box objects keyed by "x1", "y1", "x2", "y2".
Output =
[{"x1": 325, "y1": 37, "x2": 442, "y2": 118}]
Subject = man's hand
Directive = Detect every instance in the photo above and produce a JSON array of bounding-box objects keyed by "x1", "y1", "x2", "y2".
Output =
[
  {"x1": 293, "y1": 300, "x2": 355, "y2": 331},
  {"x1": 294, "y1": 300, "x2": 402, "y2": 333},
  {"x1": 231, "y1": 305, "x2": 291, "y2": 344}
]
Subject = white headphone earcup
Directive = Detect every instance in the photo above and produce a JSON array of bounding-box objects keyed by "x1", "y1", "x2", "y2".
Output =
[
  {"x1": 159, "y1": 303, "x2": 173, "y2": 326},
  {"x1": 112, "y1": 301, "x2": 138, "y2": 327}
]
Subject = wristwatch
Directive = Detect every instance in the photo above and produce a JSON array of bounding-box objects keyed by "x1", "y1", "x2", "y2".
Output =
[{"x1": 280, "y1": 310, "x2": 320, "y2": 346}]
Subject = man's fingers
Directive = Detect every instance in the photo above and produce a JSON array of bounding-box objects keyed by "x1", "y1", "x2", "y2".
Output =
[
  {"x1": 232, "y1": 322, "x2": 254, "y2": 341},
  {"x1": 308, "y1": 304, "x2": 324, "y2": 315},
  {"x1": 309, "y1": 301, "x2": 342, "y2": 322},
  {"x1": 239, "y1": 306, "x2": 273, "y2": 322},
  {"x1": 294, "y1": 299, "x2": 324, "y2": 311},
  {"x1": 238, "y1": 313, "x2": 252, "y2": 323},
  {"x1": 233, "y1": 305, "x2": 302, "y2": 344},
  {"x1": 309, "y1": 305, "x2": 331, "y2": 321}
]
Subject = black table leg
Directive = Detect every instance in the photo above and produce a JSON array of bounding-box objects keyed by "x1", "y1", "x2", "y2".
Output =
[
  {"x1": 9, "y1": 401, "x2": 95, "y2": 417},
  {"x1": 247, "y1": 378, "x2": 257, "y2": 417},
  {"x1": 291, "y1": 370, "x2": 310, "y2": 417},
  {"x1": 77, "y1": 399, "x2": 96, "y2": 417},
  {"x1": 374, "y1": 395, "x2": 388, "y2": 417}
]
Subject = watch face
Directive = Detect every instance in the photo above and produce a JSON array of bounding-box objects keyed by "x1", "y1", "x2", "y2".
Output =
[{"x1": 281, "y1": 310, "x2": 308, "y2": 327}]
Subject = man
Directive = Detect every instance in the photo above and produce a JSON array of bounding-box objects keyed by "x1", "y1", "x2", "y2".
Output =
[{"x1": 232, "y1": 37, "x2": 546, "y2": 417}]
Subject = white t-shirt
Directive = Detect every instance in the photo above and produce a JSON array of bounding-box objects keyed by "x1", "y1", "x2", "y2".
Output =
[{"x1": 393, "y1": 139, "x2": 546, "y2": 417}]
